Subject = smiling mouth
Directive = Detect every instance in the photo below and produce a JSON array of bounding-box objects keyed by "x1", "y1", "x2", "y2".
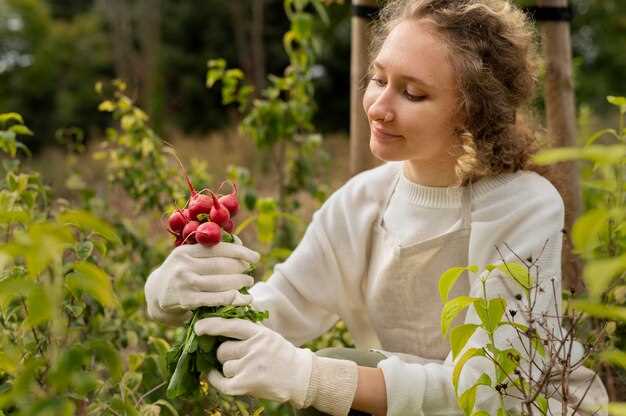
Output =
[{"x1": 372, "y1": 124, "x2": 403, "y2": 140}]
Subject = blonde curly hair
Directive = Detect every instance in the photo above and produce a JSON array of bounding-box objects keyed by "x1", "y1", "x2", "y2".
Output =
[{"x1": 368, "y1": 0, "x2": 554, "y2": 186}]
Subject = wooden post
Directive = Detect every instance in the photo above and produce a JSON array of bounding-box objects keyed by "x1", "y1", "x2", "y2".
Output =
[
  {"x1": 350, "y1": 0, "x2": 380, "y2": 176},
  {"x1": 536, "y1": 0, "x2": 584, "y2": 296}
]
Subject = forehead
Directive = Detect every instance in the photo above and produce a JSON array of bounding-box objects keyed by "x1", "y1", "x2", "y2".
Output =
[{"x1": 375, "y1": 19, "x2": 455, "y2": 90}]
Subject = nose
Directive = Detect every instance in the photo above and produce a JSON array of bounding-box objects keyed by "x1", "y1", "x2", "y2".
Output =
[{"x1": 366, "y1": 86, "x2": 395, "y2": 123}]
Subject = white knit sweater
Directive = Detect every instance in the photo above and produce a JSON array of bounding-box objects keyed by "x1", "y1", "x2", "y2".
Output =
[{"x1": 250, "y1": 161, "x2": 588, "y2": 415}]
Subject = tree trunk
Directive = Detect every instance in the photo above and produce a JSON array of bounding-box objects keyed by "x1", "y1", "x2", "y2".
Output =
[
  {"x1": 98, "y1": 0, "x2": 135, "y2": 88},
  {"x1": 251, "y1": 0, "x2": 266, "y2": 93},
  {"x1": 228, "y1": 1, "x2": 253, "y2": 90},
  {"x1": 137, "y1": 0, "x2": 161, "y2": 117},
  {"x1": 537, "y1": 0, "x2": 585, "y2": 296},
  {"x1": 350, "y1": 0, "x2": 380, "y2": 176}
]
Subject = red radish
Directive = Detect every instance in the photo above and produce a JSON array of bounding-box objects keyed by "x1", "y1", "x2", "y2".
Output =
[
  {"x1": 174, "y1": 235, "x2": 184, "y2": 247},
  {"x1": 209, "y1": 192, "x2": 230, "y2": 227},
  {"x1": 195, "y1": 222, "x2": 221, "y2": 246},
  {"x1": 223, "y1": 219, "x2": 234, "y2": 233},
  {"x1": 218, "y1": 181, "x2": 239, "y2": 217},
  {"x1": 182, "y1": 220, "x2": 200, "y2": 244},
  {"x1": 188, "y1": 194, "x2": 213, "y2": 221},
  {"x1": 168, "y1": 209, "x2": 188, "y2": 234}
]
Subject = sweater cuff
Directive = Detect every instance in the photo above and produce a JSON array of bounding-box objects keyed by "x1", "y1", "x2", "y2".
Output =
[
  {"x1": 377, "y1": 356, "x2": 426, "y2": 416},
  {"x1": 301, "y1": 355, "x2": 359, "y2": 416}
]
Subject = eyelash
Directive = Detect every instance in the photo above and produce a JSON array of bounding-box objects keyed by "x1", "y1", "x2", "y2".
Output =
[{"x1": 369, "y1": 77, "x2": 426, "y2": 102}]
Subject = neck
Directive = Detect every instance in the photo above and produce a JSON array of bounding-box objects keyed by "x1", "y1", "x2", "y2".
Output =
[{"x1": 403, "y1": 159, "x2": 459, "y2": 187}]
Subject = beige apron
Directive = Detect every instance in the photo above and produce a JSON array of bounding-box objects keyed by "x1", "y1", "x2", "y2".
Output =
[
  {"x1": 363, "y1": 171, "x2": 608, "y2": 415},
  {"x1": 366, "y1": 171, "x2": 472, "y2": 362}
]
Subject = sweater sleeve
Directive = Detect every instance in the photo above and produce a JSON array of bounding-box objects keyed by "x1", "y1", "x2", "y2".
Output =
[
  {"x1": 378, "y1": 173, "x2": 570, "y2": 415},
  {"x1": 249, "y1": 163, "x2": 394, "y2": 347}
]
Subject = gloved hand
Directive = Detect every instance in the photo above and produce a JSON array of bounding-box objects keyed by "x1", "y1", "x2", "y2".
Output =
[
  {"x1": 194, "y1": 317, "x2": 315, "y2": 407},
  {"x1": 144, "y1": 236, "x2": 261, "y2": 326}
]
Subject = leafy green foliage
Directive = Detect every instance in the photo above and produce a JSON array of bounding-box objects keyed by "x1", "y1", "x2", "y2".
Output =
[{"x1": 438, "y1": 97, "x2": 626, "y2": 415}]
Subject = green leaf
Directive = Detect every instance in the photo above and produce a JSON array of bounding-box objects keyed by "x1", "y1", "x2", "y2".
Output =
[
  {"x1": 206, "y1": 59, "x2": 226, "y2": 87},
  {"x1": 495, "y1": 262, "x2": 533, "y2": 290},
  {"x1": 151, "y1": 399, "x2": 180, "y2": 416},
  {"x1": 0, "y1": 271, "x2": 35, "y2": 308},
  {"x1": 607, "y1": 96, "x2": 626, "y2": 113},
  {"x1": 25, "y1": 285, "x2": 54, "y2": 328},
  {"x1": 569, "y1": 300, "x2": 626, "y2": 321},
  {"x1": 87, "y1": 340, "x2": 123, "y2": 381},
  {"x1": 98, "y1": 100, "x2": 116, "y2": 112},
  {"x1": 600, "y1": 350, "x2": 626, "y2": 369},
  {"x1": 572, "y1": 209, "x2": 609, "y2": 257},
  {"x1": 459, "y1": 384, "x2": 477, "y2": 415},
  {"x1": 532, "y1": 145, "x2": 626, "y2": 165},
  {"x1": 0, "y1": 209, "x2": 29, "y2": 224},
  {"x1": 585, "y1": 128, "x2": 620, "y2": 146},
  {"x1": 453, "y1": 347, "x2": 485, "y2": 394},
  {"x1": 608, "y1": 402, "x2": 626, "y2": 415},
  {"x1": 1, "y1": 222, "x2": 74, "y2": 279},
  {"x1": 441, "y1": 296, "x2": 479, "y2": 336},
  {"x1": 0, "y1": 113, "x2": 24, "y2": 125},
  {"x1": 9, "y1": 125, "x2": 33, "y2": 136},
  {"x1": 536, "y1": 393, "x2": 549, "y2": 415},
  {"x1": 256, "y1": 197, "x2": 278, "y2": 245},
  {"x1": 458, "y1": 373, "x2": 491, "y2": 416},
  {"x1": 450, "y1": 324, "x2": 480, "y2": 360},
  {"x1": 583, "y1": 254, "x2": 626, "y2": 300},
  {"x1": 439, "y1": 266, "x2": 478, "y2": 303},
  {"x1": 311, "y1": 0, "x2": 330, "y2": 25},
  {"x1": 474, "y1": 298, "x2": 506, "y2": 333},
  {"x1": 58, "y1": 210, "x2": 121, "y2": 244},
  {"x1": 494, "y1": 348, "x2": 519, "y2": 384},
  {"x1": 65, "y1": 261, "x2": 119, "y2": 308}
]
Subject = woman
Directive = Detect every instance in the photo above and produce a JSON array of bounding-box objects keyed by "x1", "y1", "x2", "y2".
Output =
[{"x1": 145, "y1": 1, "x2": 608, "y2": 415}]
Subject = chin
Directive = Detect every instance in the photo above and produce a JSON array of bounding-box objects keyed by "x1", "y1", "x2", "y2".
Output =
[{"x1": 369, "y1": 136, "x2": 408, "y2": 162}]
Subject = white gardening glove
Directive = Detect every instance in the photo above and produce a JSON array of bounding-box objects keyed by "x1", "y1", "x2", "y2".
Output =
[
  {"x1": 194, "y1": 316, "x2": 314, "y2": 406},
  {"x1": 194, "y1": 317, "x2": 359, "y2": 415},
  {"x1": 144, "y1": 237, "x2": 261, "y2": 326}
]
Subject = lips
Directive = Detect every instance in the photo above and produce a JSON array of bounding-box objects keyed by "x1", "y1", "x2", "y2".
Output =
[{"x1": 372, "y1": 124, "x2": 403, "y2": 139}]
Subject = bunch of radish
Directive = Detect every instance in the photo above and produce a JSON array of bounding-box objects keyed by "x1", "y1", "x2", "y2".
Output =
[
  {"x1": 166, "y1": 161, "x2": 239, "y2": 247},
  {"x1": 167, "y1": 181, "x2": 239, "y2": 247}
]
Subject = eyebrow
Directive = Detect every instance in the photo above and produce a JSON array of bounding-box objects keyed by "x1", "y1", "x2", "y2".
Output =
[{"x1": 372, "y1": 61, "x2": 432, "y2": 89}]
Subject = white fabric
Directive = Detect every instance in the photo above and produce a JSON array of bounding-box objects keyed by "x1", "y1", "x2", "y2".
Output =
[
  {"x1": 144, "y1": 237, "x2": 260, "y2": 325},
  {"x1": 250, "y1": 161, "x2": 608, "y2": 415}
]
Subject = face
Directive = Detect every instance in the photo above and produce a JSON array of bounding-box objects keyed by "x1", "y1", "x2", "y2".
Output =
[{"x1": 363, "y1": 19, "x2": 462, "y2": 169}]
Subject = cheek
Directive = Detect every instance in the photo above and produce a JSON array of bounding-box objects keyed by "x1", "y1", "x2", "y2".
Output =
[{"x1": 362, "y1": 86, "x2": 377, "y2": 113}]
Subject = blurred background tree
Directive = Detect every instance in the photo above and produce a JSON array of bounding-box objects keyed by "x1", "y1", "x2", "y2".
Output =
[{"x1": 0, "y1": 0, "x2": 623, "y2": 149}]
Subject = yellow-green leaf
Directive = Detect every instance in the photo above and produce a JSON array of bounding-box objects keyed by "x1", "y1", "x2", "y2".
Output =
[
  {"x1": 98, "y1": 100, "x2": 116, "y2": 112},
  {"x1": 569, "y1": 300, "x2": 626, "y2": 321},
  {"x1": 450, "y1": 324, "x2": 480, "y2": 360},
  {"x1": 453, "y1": 347, "x2": 485, "y2": 394},
  {"x1": 442, "y1": 296, "x2": 479, "y2": 336},
  {"x1": 58, "y1": 210, "x2": 121, "y2": 244},
  {"x1": 495, "y1": 262, "x2": 532, "y2": 290},
  {"x1": 584, "y1": 254, "x2": 626, "y2": 300},
  {"x1": 0, "y1": 113, "x2": 24, "y2": 125},
  {"x1": 572, "y1": 209, "x2": 609, "y2": 257},
  {"x1": 25, "y1": 285, "x2": 54, "y2": 327},
  {"x1": 608, "y1": 402, "x2": 626, "y2": 415},
  {"x1": 600, "y1": 350, "x2": 626, "y2": 369},
  {"x1": 532, "y1": 145, "x2": 626, "y2": 166},
  {"x1": 439, "y1": 266, "x2": 478, "y2": 303},
  {"x1": 65, "y1": 261, "x2": 118, "y2": 309}
]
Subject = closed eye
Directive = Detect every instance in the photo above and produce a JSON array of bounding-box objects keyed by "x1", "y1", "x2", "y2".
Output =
[{"x1": 369, "y1": 77, "x2": 426, "y2": 102}]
